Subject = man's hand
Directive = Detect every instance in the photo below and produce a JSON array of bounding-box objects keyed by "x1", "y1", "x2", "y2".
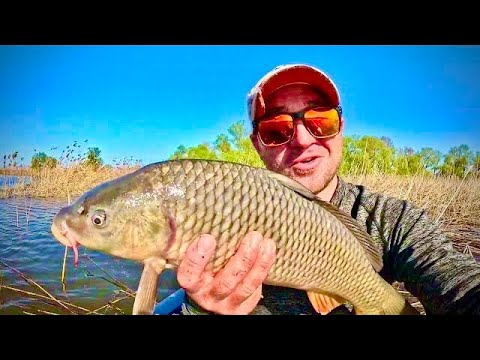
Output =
[{"x1": 176, "y1": 231, "x2": 276, "y2": 315}]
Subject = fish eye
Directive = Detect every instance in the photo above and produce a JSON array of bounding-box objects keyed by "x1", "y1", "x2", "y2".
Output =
[{"x1": 91, "y1": 210, "x2": 107, "y2": 227}]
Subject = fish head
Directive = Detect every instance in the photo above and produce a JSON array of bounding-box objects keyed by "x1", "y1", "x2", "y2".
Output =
[{"x1": 51, "y1": 166, "x2": 178, "y2": 266}]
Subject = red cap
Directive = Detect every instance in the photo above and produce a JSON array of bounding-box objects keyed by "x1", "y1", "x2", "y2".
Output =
[{"x1": 247, "y1": 63, "x2": 340, "y2": 122}]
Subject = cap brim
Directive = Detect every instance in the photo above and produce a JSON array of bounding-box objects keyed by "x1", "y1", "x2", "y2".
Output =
[{"x1": 248, "y1": 64, "x2": 340, "y2": 121}]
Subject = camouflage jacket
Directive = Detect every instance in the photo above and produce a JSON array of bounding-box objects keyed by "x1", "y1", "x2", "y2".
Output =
[{"x1": 181, "y1": 176, "x2": 480, "y2": 315}]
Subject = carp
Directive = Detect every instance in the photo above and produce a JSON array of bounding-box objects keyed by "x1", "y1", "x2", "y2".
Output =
[{"x1": 51, "y1": 159, "x2": 418, "y2": 315}]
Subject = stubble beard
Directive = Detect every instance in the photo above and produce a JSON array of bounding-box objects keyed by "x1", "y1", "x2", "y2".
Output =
[{"x1": 295, "y1": 164, "x2": 338, "y2": 194}]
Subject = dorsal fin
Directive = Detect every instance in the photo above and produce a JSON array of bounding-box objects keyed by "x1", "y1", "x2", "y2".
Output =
[
  {"x1": 266, "y1": 170, "x2": 383, "y2": 272},
  {"x1": 266, "y1": 171, "x2": 318, "y2": 200},
  {"x1": 311, "y1": 197, "x2": 383, "y2": 272}
]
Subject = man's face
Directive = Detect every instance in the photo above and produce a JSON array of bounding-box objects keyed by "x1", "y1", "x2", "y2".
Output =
[{"x1": 251, "y1": 84, "x2": 344, "y2": 194}]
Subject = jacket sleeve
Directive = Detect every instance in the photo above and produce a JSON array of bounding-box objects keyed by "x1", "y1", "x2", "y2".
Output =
[{"x1": 373, "y1": 196, "x2": 480, "y2": 314}]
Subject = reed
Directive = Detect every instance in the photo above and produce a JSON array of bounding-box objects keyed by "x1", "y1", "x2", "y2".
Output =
[
  {"x1": 1, "y1": 142, "x2": 142, "y2": 200},
  {"x1": 0, "y1": 258, "x2": 135, "y2": 315},
  {"x1": 1, "y1": 164, "x2": 139, "y2": 200},
  {"x1": 343, "y1": 173, "x2": 480, "y2": 256}
]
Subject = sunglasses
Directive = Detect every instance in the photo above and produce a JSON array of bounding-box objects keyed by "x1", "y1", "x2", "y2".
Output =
[{"x1": 253, "y1": 105, "x2": 342, "y2": 147}]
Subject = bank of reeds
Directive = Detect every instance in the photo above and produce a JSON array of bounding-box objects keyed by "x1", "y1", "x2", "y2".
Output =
[
  {"x1": 343, "y1": 172, "x2": 480, "y2": 256},
  {"x1": 1, "y1": 164, "x2": 139, "y2": 200}
]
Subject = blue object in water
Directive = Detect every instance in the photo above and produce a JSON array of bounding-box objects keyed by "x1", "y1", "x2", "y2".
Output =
[{"x1": 153, "y1": 288, "x2": 186, "y2": 315}]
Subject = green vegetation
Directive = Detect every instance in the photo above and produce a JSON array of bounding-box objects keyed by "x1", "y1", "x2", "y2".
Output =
[
  {"x1": 84, "y1": 147, "x2": 103, "y2": 169},
  {"x1": 170, "y1": 121, "x2": 479, "y2": 179},
  {"x1": 170, "y1": 121, "x2": 264, "y2": 168},
  {"x1": 31, "y1": 152, "x2": 58, "y2": 170}
]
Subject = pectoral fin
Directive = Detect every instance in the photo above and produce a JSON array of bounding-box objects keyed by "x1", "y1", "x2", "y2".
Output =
[
  {"x1": 132, "y1": 257, "x2": 166, "y2": 315},
  {"x1": 307, "y1": 291, "x2": 346, "y2": 315}
]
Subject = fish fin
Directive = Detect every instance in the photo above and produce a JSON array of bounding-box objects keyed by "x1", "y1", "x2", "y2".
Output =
[
  {"x1": 266, "y1": 171, "x2": 318, "y2": 201},
  {"x1": 307, "y1": 291, "x2": 346, "y2": 315},
  {"x1": 399, "y1": 301, "x2": 422, "y2": 315},
  {"x1": 312, "y1": 198, "x2": 383, "y2": 272},
  {"x1": 267, "y1": 171, "x2": 383, "y2": 272},
  {"x1": 132, "y1": 257, "x2": 166, "y2": 315}
]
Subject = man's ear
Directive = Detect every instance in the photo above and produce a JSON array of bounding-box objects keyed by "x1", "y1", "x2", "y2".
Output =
[
  {"x1": 339, "y1": 115, "x2": 345, "y2": 133},
  {"x1": 250, "y1": 132, "x2": 261, "y2": 152}
]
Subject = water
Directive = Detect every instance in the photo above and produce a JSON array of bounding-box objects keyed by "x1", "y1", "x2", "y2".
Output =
[
  {"x1": 0, "y1": 197, "x2": 180, "y2": 315},
  {"x1": 0, "y1": 175, "x2": 31, "y2": 188}
]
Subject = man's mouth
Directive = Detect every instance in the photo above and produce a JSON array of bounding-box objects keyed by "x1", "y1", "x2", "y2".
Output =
[
  {"x1": 291, "y1": 156, "x2": 321, "y2": 172},
  {"x1": 298, "y1": 156, "x2": 317, "y2": 163}
]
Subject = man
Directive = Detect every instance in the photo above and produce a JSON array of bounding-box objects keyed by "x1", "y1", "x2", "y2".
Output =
[{"x1": 175, "y1": 63, "x2": 480, "y2": 315}]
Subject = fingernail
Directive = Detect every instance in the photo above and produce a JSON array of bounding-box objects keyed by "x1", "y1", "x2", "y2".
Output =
[
  {"x1": 262, "y1": 239, "x2": 275, "y2": 259},
  {"x1": 248, "y1": 233, "x2": 261, "y2": 249},
  {"x1": 197, "y1": 235, "x2": 213, "y2": 255}
]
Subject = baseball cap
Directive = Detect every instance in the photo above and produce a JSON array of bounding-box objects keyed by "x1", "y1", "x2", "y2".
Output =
[{"x1": 247, "y1": 63, "x2": 341, "y2": 123}]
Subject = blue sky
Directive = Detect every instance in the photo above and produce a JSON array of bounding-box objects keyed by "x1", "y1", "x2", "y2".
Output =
[{"x1": 1, "y1": 45, "x2": 479, "y2": 166}]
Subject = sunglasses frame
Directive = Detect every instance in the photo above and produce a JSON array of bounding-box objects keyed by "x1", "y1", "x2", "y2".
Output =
[{"x1": 253, "y1": 105, "x2": 343, "y2": 147}]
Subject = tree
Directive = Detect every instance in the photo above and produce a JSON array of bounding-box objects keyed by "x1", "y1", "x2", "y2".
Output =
[
  {"x1": 169, "y1": 121, "x2": 264, "y2": 168},
  {"x1": 187, "y1": 143, "x2": 218, "y2": 160},
  {"x1": 84, "y1": 147, "x2": 103, "y2": 168},
  {"x1": 340, "y1": 135, "x2": 395, "y2": 175},
  {"x1": 31, "y1": 152, "x2": 58, "y2": 170},
  {"x1": 418, "y1": 147, "x2": 442, "y2": 174},
  {"x1": 215, "y1": 135, "x2": 231, "y2": 154},
  {"x1": 473, "y1": 152, "x2": 480, "y2": 175},
  {"x1": 171, "y1": 145, "x2": 188, "y2": 159},
  {"x1": 439, "y1": 144, "x2": 474, "y2": 177},
  {"x1": 216, "y1": 122, "x2": 264, "y2": 167},
  {"x1": 380, "y1": 136, "x2": 394, "y2": 149},
  {"x1": 167, "y1": 120, "x2": 477, "y2": 178},
  {"x1": 394, "y1": 148, "x2": 425, "y2": 175}
]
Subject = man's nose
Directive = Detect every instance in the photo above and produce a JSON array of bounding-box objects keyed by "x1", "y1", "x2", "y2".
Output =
[{"x1": 290, "y1": 120, "x2": 316, "y2": 147}]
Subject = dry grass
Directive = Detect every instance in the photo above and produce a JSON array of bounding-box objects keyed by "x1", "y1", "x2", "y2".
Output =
[
  {"x1": 343, "y1": 173, "x2": 480, "y2": 255},
  {"x1": 1, "y1": 141, "x2": 142, "y2": 200},
  {"x1": 0, "y1": 164, "x2": 139, "y2": 200},
  {"x1": 343, "y1": 173, "x2": 480, "y2": 315},
  {"x1": 0, "y1": 257, "x2": 137, "y2": 315}
]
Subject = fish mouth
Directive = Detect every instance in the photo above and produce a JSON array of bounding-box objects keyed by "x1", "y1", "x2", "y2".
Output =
[{"x1": 51, "y1": 218, "x2": 81, "y2": 268}]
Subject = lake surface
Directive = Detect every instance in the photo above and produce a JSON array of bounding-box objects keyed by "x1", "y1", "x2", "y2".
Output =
[
  {"x1": 0, "y1": 175, "x2": 31, "y2": 188},
  {"x1": 0, "y1": 197, "x2": 180, "y2": 315}
]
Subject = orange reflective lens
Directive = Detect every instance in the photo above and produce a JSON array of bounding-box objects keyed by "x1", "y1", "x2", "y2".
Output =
[{"x1": 256, "y1": 106, "x2": 341, "y2": 147}]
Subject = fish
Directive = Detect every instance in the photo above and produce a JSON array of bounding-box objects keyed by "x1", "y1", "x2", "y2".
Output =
[{"x1": 50, "y1": 159, "x2": 419, "y2": 315}]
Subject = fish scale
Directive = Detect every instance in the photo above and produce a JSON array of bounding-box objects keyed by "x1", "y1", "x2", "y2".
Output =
[{"x1": 51, "y1": 159, "x2": 419, "y2": 315}]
